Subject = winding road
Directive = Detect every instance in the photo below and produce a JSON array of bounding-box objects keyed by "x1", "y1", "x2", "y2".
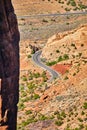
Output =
[
  {"x1": 27, "y1": 11, "x2": 87, "y2": 82},
  {"x1": 32, "y1": 50, "x2": 59, "y2": 82}
]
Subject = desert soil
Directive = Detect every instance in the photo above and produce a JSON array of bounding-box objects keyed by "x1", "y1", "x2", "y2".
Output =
[{"x1": 12, "y1": 0, "x2": 87, "y2": 129}]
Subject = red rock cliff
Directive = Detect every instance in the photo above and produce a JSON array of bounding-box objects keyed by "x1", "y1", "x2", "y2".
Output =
[{"x1": 0, "y1": 0, "x2": 20, "y2": 130}]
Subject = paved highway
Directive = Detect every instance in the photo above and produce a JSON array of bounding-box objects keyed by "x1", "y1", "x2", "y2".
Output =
[
  {"x1": 17, "y1": 11, "x2": 87, "y2": 19},
  {"x1": 32, "y1": 50, "x2": 59, "y2": 82}
]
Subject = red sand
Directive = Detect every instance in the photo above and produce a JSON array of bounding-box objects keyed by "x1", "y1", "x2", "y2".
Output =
[{"x1": 51, "y1": 64, "x2": 71, "y2": 75}]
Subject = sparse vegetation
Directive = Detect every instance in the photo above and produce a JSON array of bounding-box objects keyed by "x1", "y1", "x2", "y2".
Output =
[
  {"x1": 83, "y1": 102, "x2": 87, "y2": 109},
  {"x1": 27, "y1": 54, "x2": 31, "y2": 58},
  {"x1": 64, "y1": 76, "x2": 69, "y2": 80},
  {"x1": 78, "y1": 4, "x2": 87, "y2": 10},
  {"x1": 55, "y1": 120, "x2": 63, "y2": 126},
  {"x1": 42, "y1": 19, "x2": 48, "y2": 23},
  {"x1": 25, "y1": 110, "x2": 32, "y2": 115},
  {"x1": 56, "y1": 49, "x2": 60, "y2": 53},
  {"x1": 32, "y1": 93, "x2": 40, "y2": 100},
  {"x1": 17, "y1": 2, "x2": 87, "y2": 129},
  {"x1": 46, "y1": 61, "x2": 57, "y2": 66}
]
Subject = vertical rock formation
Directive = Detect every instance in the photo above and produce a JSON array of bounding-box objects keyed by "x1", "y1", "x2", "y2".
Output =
[{"x1": 0, "y1": 0, "x2": 20, "y2": 130}]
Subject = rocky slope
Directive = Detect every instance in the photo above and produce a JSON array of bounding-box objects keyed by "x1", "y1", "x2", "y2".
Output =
[
  {"x1": 17, "y1": 24, "x2": 87, "y2": 129},
  {"x1": 0, "y1": 0, "x2": 20, "y2": 130},
  {"x1": 41, "y1": 24, "x2": 87, "y2": 61},
  {"x1": 11, "y1": 0, "x2": 87, "y2": 129}
]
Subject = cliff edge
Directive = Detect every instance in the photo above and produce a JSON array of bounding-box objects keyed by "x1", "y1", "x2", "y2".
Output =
[{"x1": 0, "y1": 0, "x2": 20, "y2": 130}]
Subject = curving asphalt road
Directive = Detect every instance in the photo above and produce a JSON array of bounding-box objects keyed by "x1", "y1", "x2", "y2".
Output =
[{"x1": 32, "y1": 50, "x2": 60, "y2": 82}]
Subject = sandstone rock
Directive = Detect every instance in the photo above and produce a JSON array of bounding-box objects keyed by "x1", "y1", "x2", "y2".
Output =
[{"x1": 0, "y1": 0, "x2": 20, "y2": 130}]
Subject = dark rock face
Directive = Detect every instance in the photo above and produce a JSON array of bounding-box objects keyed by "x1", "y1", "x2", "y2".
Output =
[{"x1": 0, "y1": 0, "x2": 20, "y2": 130}]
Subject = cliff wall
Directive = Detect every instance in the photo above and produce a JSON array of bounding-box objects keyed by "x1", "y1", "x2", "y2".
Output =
[{"x1": 0, "y1": 0, "x2": 20, "y2": 129}]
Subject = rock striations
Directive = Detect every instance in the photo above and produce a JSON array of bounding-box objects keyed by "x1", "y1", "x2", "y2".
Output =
[{"x1": 0, "y1": 0, "x2": 20, "y2": 130}]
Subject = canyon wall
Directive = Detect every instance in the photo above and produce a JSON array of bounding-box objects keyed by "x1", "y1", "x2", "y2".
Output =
[{"x1": 0, "y1": 0, "x2": 20, "y2": 129}]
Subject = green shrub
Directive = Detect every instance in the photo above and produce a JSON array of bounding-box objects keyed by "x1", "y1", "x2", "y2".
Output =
[
  {"x1": 78, "y1": 117, "x2": 83, "y2": 122},
  {"x1": 28, "y1": 82, "x2": 36, "y2": 90},
  {"x1": 22, "y1": 76, "x2": 27, "y2": 81},
  {"x1": 79, "y1": 124, "x2": 84, "y2": 129},
  {"x1": 22, "y1": 91, "x2": 27, "y2": 97},
  {"x1": 64, "y1": 76, "x2": 69, "y2": 80},
  {"x1": 70, "y1": 0, "x2": 76, "y2": 6},
  {"x1": 55, "y1": 120, "x2": 63, "y2": 126},
  {"x1": 56, "y1": 50, "x2": 60, "y2": 53},
  {"x1": 27, "y1": 54, "x2": 31, "y2": 58},
  {"x1": 85, "y1": 125, "x2": 87, "y2": 130},
  {"x1": 42, "y1": 19, "x2": 48, "y2": 22},
  {"x1": 81, "y1": 111, "x2": 85, "y2": 115},
  {"x1": 46, "y1": 61, "x2": 57, "y2": 66},
  {"x1": 25, "y1": 110, "x2": 32, "y2": 115},
  {"x1": 39, "y1": 114, "x2": 48, "y2": 121},
  {"x1": 61, "y1": 111, "x2": 66, "y2": 118},
  {"x1": 74, "y1": 128, "x2": 80, "y2": 130},
  {"x1": 21, "y1": 117, "x2": 37, "y2": 127},
  {"x1": 66, "y1": 22, "x2": 70, "y2": 25},
  {"x1": 65, "y1": 8, "x2": 71, "y2": 11},
  {"x1": 18, "y1": 102, "x2": 25, "y2": 110},
  {"x1": 63, "y1": 54, "x2": 69, "y2": 60},
  {"x1": 33, "y1": 72, "x2": 40, "y2": 78},
  {"x1": 20, "y1": 85, "x2": 24, "y2": 91},
  {"x1": 31, "y1": 50, "x2": 35, "y2": 54},
  {"x1": 78, "y1": 4, "x2": 87, "y2": 9},
  {"x1": 83, "y1": 102, "x2": 87, "y2": 109},
  {"x1": 58, "y1": 56, "x2": 63, "y2": 62},
  {"x1": 58, "y1": 54, "x2": 69, "y2": 62},
  {"x1": 79, "y1": 53, "x2": 82, "y2": 57},
  {"x1": 41, "y1": 71, "x2": 48, "y2": 82},
  {"x1": 71, "y1": 43, "x2": 75, "y2": 47},
  {"x1": 73, "y1": 73, "x2": 76, "y2": 76},
  {"x1": 33, "y1": 93, "x2": 40, "y2": 100}
]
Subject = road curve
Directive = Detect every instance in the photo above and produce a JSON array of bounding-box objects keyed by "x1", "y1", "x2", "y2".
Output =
[{"x1": 32, "y1": 50, "x2": 59, "y2": 82}]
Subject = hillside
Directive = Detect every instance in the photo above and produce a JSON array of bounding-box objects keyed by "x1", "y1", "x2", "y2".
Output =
[
  {"x1": 41, "y1": 24, "x2": 87, "y2": 61},
  {"x1": 18, "y1": 24, "x2": 87, "y2": 129},
  {"x1": 12, "y1": 0, "x2": 87, "y2": 16},
  {"x1": 11, "y1": 0, "x2": 87, "y2": 129}
]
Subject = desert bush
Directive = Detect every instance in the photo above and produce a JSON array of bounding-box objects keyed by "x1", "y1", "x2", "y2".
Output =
[
  {"x1": 64, "y1": 76, "x2": 69, "y2": 80},
  {"x1": 39, "y1": 114, "x2": 48, "y2": 120},
  {"x1": 63, "y1": 54, "x2": 69, "y2": 60},
  {"x1": 42, "y1": 19, "x2": 48, "y2": 22},
  {"x1": 18, "y1": 102, "x2": 25, "y2": 110},
  {"x1": 70, "y1": 0, "x2": 76, "y2": 6},
  {"x1": 56, "y1": 50, "x2": 60, "y2": 53},
  {"x1": 58, "y1": 56, "x2": 63, "y2": 62},
  {"x1": 46, "y1": 61, "x2": 57, "y2": 66},
  {"x1": 25, "y1": 110, "x2": 32, "y2": 115},
  {"x1": 55, "y1": 120, "x2": 63, "y2": 126},
  {"x1": 22, "y1": 76, "x2": 27, "y2": 81},
  {"x1": 78, "y1": 4, "x2": 87, "y2": 9},
  {"x1": 33, "y1": 93, "x2": 40, "y2": 100},
  {"x1": 78, "y1": 117, "x2": 83, "y2": 122},
  {"x1": 27, "y1": 54, "x2": 31, "y2": 58},
  {"x1": 83, "y1": 102, "x2": 87, "y2": 109}
]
